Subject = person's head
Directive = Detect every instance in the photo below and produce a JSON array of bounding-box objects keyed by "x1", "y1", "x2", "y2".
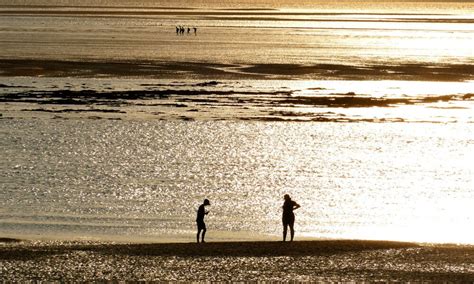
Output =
[
  {"x1": 284, "y1": 194, "x2": 290, "y2": 201},
  {"x1": 204, "y1": 199, "x2": 210, "y2": 206}
]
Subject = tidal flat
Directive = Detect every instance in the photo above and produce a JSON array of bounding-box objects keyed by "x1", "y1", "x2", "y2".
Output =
[{"x1": 1, "y1": 1, "x2": 473, "y2": 281}]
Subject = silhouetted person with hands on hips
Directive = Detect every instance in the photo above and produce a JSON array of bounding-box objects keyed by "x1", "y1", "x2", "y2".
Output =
[
  {"x1": 282, "y1": 194, "x2": 300, "y2": 242},
  {"x1": 196, "y1": 199, "x2": 210, "y2": 243}
]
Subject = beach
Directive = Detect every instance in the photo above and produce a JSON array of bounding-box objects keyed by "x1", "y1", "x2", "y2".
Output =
[
  {"x1": 1, "y1": 0, "x2": 474, "y2": 281},
  {"x1": 1, "y1": 238, "x2": 474, "y2": 281}
]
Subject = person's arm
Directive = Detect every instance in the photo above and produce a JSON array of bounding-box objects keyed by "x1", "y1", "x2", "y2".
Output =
[{"x1": 293, "y1": 202, "x2": 301, "y2": 210}]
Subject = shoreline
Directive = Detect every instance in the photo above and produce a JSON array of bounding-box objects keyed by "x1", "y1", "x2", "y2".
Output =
[
  {"x1": 3, "y1": 236, "x2": 474, "y2": 247},
  {"x1": 2, "y1": 238, "x2": 473, "y2": 281}
]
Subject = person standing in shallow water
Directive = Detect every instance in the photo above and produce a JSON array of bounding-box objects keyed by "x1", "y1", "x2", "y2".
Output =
[
  {"x1": 196, "y1": 199, "x2": 210, "y2": 243},
  {"x1": 282, "y1": 194, "x2": 300, "y2": 242}
]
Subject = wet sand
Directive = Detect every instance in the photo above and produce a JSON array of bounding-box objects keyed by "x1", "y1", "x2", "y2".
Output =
[
  {"x1": 1, "y1": 238, "x2": 473, "y2": 281},
  {"x1": 1, "y1": 59, "x2": 472, "y2": 122},
  {"x1": 2, "y1": 73, "x2": 472, "y2": 122},
  {"x1": 1, "y1": 59, "x2": 473, "y2": 81}
]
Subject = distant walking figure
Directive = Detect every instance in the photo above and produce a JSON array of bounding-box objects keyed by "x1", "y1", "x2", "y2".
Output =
[
  {"x1": 193, "y1": 27, "x2": 197, "y2": 34},
  {"x1": 196, "y1": 199, "x2": 210, "y2": 243},
  {"x1": 282, "y1": 194, "x2": 300, "y2": 242}
]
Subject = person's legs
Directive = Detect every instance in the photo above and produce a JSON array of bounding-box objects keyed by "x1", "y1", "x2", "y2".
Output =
[
  {"x1": 197, "y1": 221, "x2": 205, "y2": 243},
  {"x1": 289, "y1": 216, "x2": 295, "y2": 241},
  {"x1": 201, "y1": 227, "x2": 206, "y2": 243},
  {"x1": 198, "y1": 221, "x2": 207, "y2": 243},
  {"x1": 283, "y1": 223, "x2": 288, "y2": 241},
  {"x1": 289, "y1": 222, "x2": 295, "y2": 241}
]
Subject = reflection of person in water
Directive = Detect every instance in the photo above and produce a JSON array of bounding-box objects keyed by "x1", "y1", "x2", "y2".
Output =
[
  {"x1": 282, "y1": 194, "x2": 300, "y2": 242},
  {"x1": 196, "y1": 199, "x2": 210, "y2": 243}
]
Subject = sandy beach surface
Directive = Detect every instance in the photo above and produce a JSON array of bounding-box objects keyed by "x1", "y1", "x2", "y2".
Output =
[{"x1": 1, "y1": 238, "x2": 473, "y2": 282}]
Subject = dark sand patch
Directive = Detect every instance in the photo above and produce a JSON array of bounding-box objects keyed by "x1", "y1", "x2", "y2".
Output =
[
  {"x1": 238, "y1": 63, "x2": 474, "y2": 82},
  {"x1": 0, "y1": 238, "x2": 22, "y2": 243},
  {"x1": 463, "y1": 93, "x2": 474, "y2": 100},
  {"x1": 0, "y1": 84, "x2": 28, "y2": 88},
  {"x1": 23, "y1": 108, "x2": 126, "y2": 114},
  {"x1": 0, "y1": 60, "x2": 243, "y2": 80},
  {"x1": 0, "y1": 59, "x2": 472, "y2": 81}
]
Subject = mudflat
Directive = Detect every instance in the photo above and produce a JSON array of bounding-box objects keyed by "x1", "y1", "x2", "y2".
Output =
[{"x1": 1, "y1": 59, "x2": 472, "y2": 81}]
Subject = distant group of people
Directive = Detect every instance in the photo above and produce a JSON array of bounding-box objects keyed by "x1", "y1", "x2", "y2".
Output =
[
  {"x1": 176, "y1": 25, "x2": 197, "y2": 35},
  {"x1": 196, "y1": 194, "x2": 300, "y2": 243}
]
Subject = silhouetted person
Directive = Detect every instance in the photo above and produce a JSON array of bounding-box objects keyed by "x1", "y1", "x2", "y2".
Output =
[
  {"x1": 176, "y1": 26, "x2": 179, "y2": 34},
  {"x1": 196, "y1": 199, "x2": 210, "y2": 243},
  {"x1": 282, "y1": 194, "x2": 300, "y2": 241},
  {"x1": 193, "y1": 27, "x2": 197, "y2": 35},
  {"x1": 187, "y1": 27, "x2": 191, "y2": 34}
]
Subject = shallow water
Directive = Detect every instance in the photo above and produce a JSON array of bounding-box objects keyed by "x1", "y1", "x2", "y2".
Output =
[
  {"x1": 1, "y1": 1, "x2": 473, "y2": 70},
  {"x1": 1, "y1": 120, "x2": 473, "y2": 243},
  {"x1": 0, "y1": 0, "x2": 473, "y2": 244}
]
